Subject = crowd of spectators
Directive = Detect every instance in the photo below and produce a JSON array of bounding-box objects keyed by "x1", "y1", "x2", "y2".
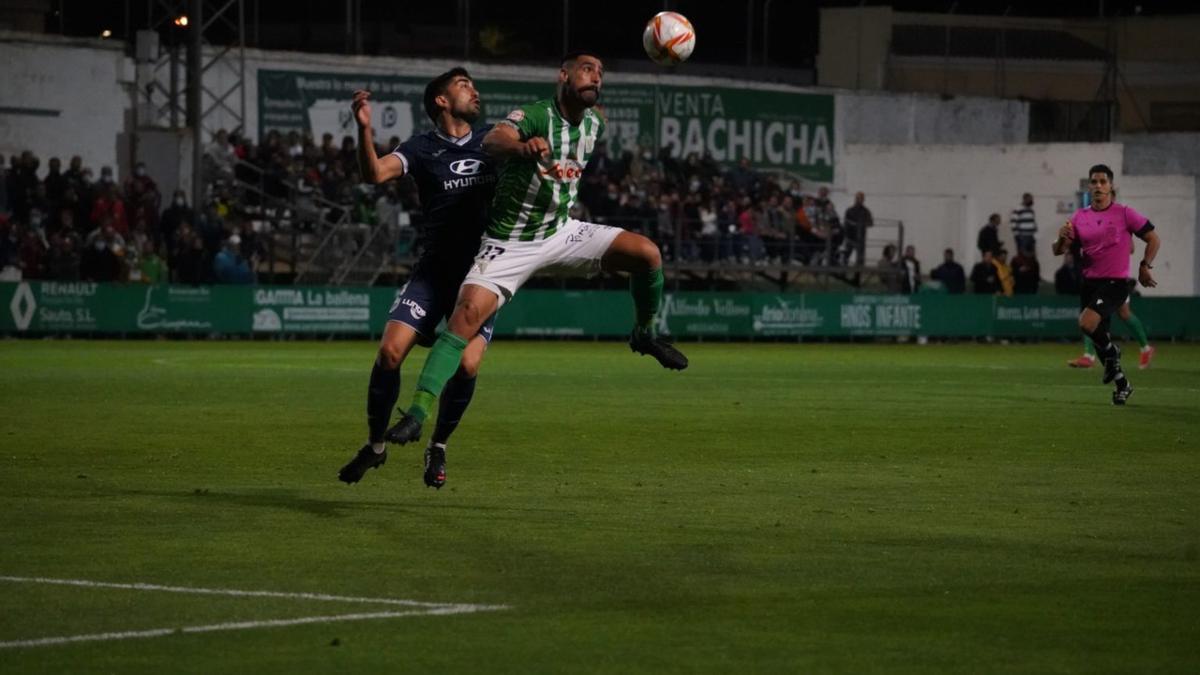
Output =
[
  {"x1": 573, "y1": 144, "x2": 872, "y2": 267},
  {"x1": 1, "y1": 131, "x2": 878, "y2": 283},
  {"x1": 2, "y1": 131, "x2": 1081, "y2": 298},
  {"x1": 0, "y1": 146, "x2": 265, "y2": 284},
  {"x1": 956, "y1": 196, "x2": 1055, "y2": 297},
  {"x1": 871, "y1": 190, "x2": 1077, "y2": 297}
]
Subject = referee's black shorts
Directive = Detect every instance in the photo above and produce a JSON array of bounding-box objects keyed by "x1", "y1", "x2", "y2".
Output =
[{"x1": 1080, "y1": 277, "x2": 1134, "y2": 319}]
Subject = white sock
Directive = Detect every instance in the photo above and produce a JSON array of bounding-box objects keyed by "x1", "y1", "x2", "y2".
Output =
[
  {"x1": 429, "y1": 442, "x2": 447, "y2": 450},
  {"x1": 1141, "y1": 345, "x2": 1153, "y2": 353},
  {"x1": 371, "y1": 442, "x2": 386, "y2": 454}
]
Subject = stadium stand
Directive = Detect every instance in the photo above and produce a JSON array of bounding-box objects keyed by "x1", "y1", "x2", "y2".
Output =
[{"x1": 0, "y1": 132, "x2": 909, "y2": 292}]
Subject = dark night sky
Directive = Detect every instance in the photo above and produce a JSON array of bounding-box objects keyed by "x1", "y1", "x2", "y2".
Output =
[{"x1": 52, "y1": 1, "x2": 1190, "y2": 68}]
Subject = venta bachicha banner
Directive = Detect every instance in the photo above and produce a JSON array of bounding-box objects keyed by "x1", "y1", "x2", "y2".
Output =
[{"x1": 257, "y1": 70, "x2": 835, "y2": 181}]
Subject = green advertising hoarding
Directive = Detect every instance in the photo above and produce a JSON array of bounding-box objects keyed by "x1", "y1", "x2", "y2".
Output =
[
  {"x1": 6, "y1": 282, "x2": 1197, "y2": 340},
  {"x1": 0, "y1": 282, "x2": 246, "y2": 333},
  {"x1": 257, "y1": 69, "x2": 835, "y2": 181}
]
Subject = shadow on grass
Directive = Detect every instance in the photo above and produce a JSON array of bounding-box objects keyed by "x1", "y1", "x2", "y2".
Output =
[{"x1": 110, "y1": 487, "x2": 572, "y2": 521}]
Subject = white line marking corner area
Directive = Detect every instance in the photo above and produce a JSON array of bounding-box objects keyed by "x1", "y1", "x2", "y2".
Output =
[{"x1": 0, "y1": 575, "x2": 509, "y2": 650}]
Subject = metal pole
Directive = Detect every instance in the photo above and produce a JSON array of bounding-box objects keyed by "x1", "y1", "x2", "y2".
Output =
[
  {"x1": 189, "y1": 0, "x2": 204, "y2": 211},
  {"x1": 170, "y1": 46, "x2": 180, "y2": 128}
]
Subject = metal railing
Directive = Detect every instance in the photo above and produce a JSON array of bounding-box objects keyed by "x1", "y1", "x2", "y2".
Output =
[
  {"x1": 220, "y1": 166, "x2": 910, "y2": 289},
  {"x1": 330, "y1": 222, "x2": 396, "y2": 286},
  {"x1": 225, "y1": 158, "x2": 356, "y2": 283},
  {"x1": 588, "y1": 214, "x2": 906, "y2": 288}
]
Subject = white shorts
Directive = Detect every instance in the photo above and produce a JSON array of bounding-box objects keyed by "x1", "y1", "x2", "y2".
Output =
[{"x1": 462, "y1": 219, "x2": 623, "y2": 307}]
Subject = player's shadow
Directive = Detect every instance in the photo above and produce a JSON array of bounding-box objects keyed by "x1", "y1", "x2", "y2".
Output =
[{"x1": 112, "y1": 487, "x2": 568, "y2": 521}]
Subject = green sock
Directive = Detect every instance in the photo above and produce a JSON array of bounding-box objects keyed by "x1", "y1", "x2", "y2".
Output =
[
  {"x1": 630, "y1": 267, "x2": 664, "y2": 331},
  {"x1": 407, "y1": 332, "x2": 468, "y2": 422},
  {"x1": 1125, "y1": 313, "x2": 1149, "y2": 348},
  {"x1": 1083, "y1": 336, "x2": 1096, "y2": 357}
]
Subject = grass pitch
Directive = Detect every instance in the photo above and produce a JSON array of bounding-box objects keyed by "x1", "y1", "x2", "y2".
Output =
[{"x1": 1, "y1": 339, "x2": 1198, "y2": 673}]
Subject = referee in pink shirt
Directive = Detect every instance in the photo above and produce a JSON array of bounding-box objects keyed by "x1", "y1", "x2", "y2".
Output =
[{"x1": 1052, "y1": 164, "x2": 1162, "y2": 405}]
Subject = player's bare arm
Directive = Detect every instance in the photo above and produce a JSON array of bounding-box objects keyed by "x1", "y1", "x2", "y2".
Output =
[
  {"x1": 352, "y1": 90, "x2": 405, "y2": 184},
  {"x1": 482, "y1": 123, "x2": 549, "y2": 161},
  {"x1": 1052, "y1": 220, "x2": 1073, "y2": 256},
  {"x1": 1137, "y1": 228, "x2": 1161, "y2": 288}
]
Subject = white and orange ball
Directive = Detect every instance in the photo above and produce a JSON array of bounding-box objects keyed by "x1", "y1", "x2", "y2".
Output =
[{"x1": 642, "y1": 12, "x2": 695, "y2": 66}]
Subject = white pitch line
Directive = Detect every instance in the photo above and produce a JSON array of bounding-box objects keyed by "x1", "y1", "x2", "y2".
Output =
[
  {"x1": 0, "y1": 576, "x2": 509, "y2": 650},
  {"x1": 0, "y1": 575, "x2": 506, "y2": 611},
  {"x1": 0, "y1": 607, "x2": 493, "y2": 650}
]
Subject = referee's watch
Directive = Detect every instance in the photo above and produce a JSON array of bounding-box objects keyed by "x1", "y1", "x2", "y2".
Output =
[{"x1": 1139, "y1": 261, "x2": 1153, "y2": 269}]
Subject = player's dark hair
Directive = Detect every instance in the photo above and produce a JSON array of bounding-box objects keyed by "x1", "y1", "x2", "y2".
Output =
[
  {"x1": 423, "y1": 67, "x2": 472, "y2": 122},
  {"x1": 562, "y1": 49, "x2": 603, "y2": 66},
  {"x1": 1088, "y1": 164, "x2": 1114, "y2": 181}
]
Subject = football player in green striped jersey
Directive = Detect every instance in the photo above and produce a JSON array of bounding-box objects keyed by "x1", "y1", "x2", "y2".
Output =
[{"x1": 385, "y1": 50, "x2": 687, "y2": 447}]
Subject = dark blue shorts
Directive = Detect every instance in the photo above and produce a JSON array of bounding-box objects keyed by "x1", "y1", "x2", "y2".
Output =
[{"x1": 387, "y1": 271, "x2": 496, "y2": 347}]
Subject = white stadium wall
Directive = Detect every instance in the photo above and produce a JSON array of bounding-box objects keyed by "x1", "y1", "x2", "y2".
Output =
[
  {"x1": 836, "y1": 91, "x2": 1028, "y2": 146},
  {"x1": 1118, "y1": 175, "x2": 1198, "y2": 296},
  {"x1": 0, "y1": 31, "x2": 132, "y2": 178}
]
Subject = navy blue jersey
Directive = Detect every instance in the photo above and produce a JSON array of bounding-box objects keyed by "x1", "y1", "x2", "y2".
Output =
[{"x1": 392, "y1": 125, "x2": 497, "y2": 279}]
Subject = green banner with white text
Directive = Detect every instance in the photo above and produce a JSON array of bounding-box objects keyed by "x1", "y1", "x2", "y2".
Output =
[
  {"x1": 5, "y1": 283, "x2": 1199, "y2": 339},
  {"x1": 257, "y1": 69, "x2": 835, "y2": 180}
]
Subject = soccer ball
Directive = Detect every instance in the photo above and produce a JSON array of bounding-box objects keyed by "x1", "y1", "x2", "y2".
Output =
[{"x1": 642, "y1": 12, "x2": 695, "y2": 65}]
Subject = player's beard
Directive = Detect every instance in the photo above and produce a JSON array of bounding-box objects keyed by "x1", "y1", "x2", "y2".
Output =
[
  {"x1": 563, "y1": 82, "x2": 600, "y2": 109},
  {"x1": 455, "y1": 101, "x2": 481, "y2": 124}
]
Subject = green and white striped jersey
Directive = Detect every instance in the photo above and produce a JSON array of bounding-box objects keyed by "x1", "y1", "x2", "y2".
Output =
[{"x1": 488, "y1": 98, "x2": 605, "y2": 241}]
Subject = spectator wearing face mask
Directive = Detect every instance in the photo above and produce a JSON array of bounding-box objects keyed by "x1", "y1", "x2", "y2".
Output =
[
  {"x1": 81, "y1": 221, "x2": 126, "y2": 282},
  {"x1": 213, "y1": 233, "x2": 254, "y2": 284}
]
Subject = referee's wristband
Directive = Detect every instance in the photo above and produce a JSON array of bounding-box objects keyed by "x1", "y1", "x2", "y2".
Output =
[{"x1": 1139, "y1": 261, "x2": 1153, "y2": 269}]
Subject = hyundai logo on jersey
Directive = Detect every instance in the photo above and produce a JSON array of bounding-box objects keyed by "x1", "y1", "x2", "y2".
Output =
[{"x1": 450, "y1": 159, "x2": 485, "y2": 176}]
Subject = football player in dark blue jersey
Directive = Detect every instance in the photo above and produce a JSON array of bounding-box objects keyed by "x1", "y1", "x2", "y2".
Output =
[{"x1": 338, "y1": 68, "x2": 498, "y2": 489}]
